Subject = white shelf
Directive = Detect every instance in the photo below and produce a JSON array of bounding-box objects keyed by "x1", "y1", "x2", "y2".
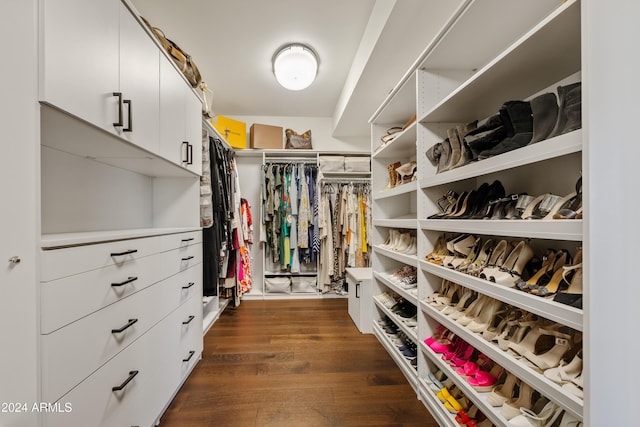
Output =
[
  {"x1": 369, "y1": 72, "x2": 416, "y2": 126},
  {"x1": 417, "y1": 379, "x2": 458, "y2": 427},
  {"x1": 372, "y1": 122, "x2": 417, "y2": 160},
  {"x1": 420, "y1": 301, "x2": 583, "y2": 421},
  {"x1": 419, "y1": 0, "x2": 580, "y2": 124},
  {"x1": 373, "y1": 297, "x2": 418, "y2": 343},
  {"x1": 373, "y1": 271, "x2": 418, "y2": 306},
  {"x1": 419, "y1": 260, "x2": 582, "y2": 331},
  {"x1": 41, "y1": 227, "x2": 201, "y2": 249},
  {"x1": 202, "y1": 297, "x2": 230, "y2": 335},
  {"x1": 41, "y1": 104, "x2": 199, "y2": 179},
  {"x1": 372, "y1": 324, "x2": 418, "y2": 392},
  {"x1": 372, "y1": 245, "x2": 418, "y2": 267},
  {"x1": 419, "y1": 131, "x2": 583, "y2": 188},
  {"x1": 419, "y1": 341, "x2": 511, "y2": 427},
  {"x1": 373, "y1": 215, "x2": 418, "y2": 229},
  {"x1": 373, "y1": 180, "x2": 417, "y2": 200},
  {"x1": 418, "y1": 218, "x2": 583, "y2": 242}
]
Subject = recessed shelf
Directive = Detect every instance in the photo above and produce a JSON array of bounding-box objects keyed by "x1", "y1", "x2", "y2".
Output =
[
  {"x1": 373, "y1": 245, "x2": 418, "y2": 267},
  {"x1": 373, "y1": 181, "x2": 417, "y2": 200},
  {"x1": 372, "y1": 122, "x2": 417, "y2": 160}
]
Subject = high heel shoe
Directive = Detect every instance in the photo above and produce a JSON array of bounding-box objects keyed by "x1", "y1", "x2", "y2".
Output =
[
  {"x1": 472, "y1": 180, "x2": 506, "y2": 219},
  {"x1": 455, "y1": 237, "x2": 484, "y2": 273},
  {"x1": 446, "y1": 235, "x2": 478, "y2": 269},
  {"x1": 425, "y1": 280, "x2": 459, "y2": 309},
  {"x1": 544, "y1": 350, "x2": 583, "y2": 385},
  {"x1": 396, "y1": 161, "x2": 417, "y2": 185},
  {"x1": 448, "y1": 291, "x2": 480, "y2": 320},
  {"x1": 467, "y1": 298, "x2": 504, "y2": 333},
  {"x1": 426, "y1": 234, "x2": 449, "y2": 265},
  {"x1": 478, "y1": 240, "x2": 512, "y2": 279},
  {"x1": 523, "y1": 329, "x2": 573, "y2": 371},
  {"x1": 561, "y1": 374, "x2": 583, "y2": 400},
  {"x1": 515, "y1": 250, "x2": 557, "y2": 291},
  {"x1": 553, "y1": 176, "x2": 583, "y2": 220},
  {"x1": 463, "y1": 238, "x2": 494, "y2": 275},
  {"x1": 529, "y1": 250, "x2": 571, "y2": 296},
  {"x1": 501, "y1": 381, "x2": 535, "y2": 420},
  {"x1": 482, "y1": 308, "x2": 518, "y2": 342},
  {"x1": 553, "y1": 248, "x2": 583, "y2": 308},
  {"x1": 509, "y1": 398, "x2": 563, "y2": 427},
  {"x1": 467, "y1": 360, "x2": 505, "y2": 392},
  {"x1": 457, "y1": 294, "x2": 491, "y2": 326},
  {"x1": 508, "y1": 321, "x2": 560, "y2": 358},
  {"x1": 489, "y1": 241, "x2": 535, "y2": 286},
  {"x1": 487, "y1": 372, "x2": 519, "y2": 407},
  {"x1": 441, "y1": 288, "x2": 475, "y2": 316}
]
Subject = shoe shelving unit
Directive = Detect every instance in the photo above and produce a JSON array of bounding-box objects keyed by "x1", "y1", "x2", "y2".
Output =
[{"x1": 369, "y1": 1, "x2": 583, "y2": 426}]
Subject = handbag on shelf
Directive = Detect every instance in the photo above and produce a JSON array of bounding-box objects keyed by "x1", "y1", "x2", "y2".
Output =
[
  {"x1": 285, "y1": 129, "x2": 312, "y2": 149},
  {"x1": 141, "y1": 16, "x2": 202, "y2": 88}
]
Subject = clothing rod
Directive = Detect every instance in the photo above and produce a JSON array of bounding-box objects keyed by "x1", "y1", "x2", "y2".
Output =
[
  {"x1": 265, "y1": 159, "x2": 318, "y2": 164},
  {"x1": 321, "y1": 178, "x2": 371, "y2": 183}
]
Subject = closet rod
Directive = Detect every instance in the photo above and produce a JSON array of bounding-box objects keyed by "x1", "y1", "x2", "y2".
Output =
[
  {"x1": 265, "y1": 159, "x2": 317, "y2": 164},
  {"x1": 321, "y1": 178, "x2": 371, "y2": 183}
]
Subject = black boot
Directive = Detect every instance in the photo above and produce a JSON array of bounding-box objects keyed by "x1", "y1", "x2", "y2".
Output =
[{"x1": 477, "y1": 100, "x2": 533, "y2": 159}]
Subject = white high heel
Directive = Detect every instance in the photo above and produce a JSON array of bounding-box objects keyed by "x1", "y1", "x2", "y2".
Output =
[{"x1": 509, "y1": 399, "x2": 563, "y2": 427}]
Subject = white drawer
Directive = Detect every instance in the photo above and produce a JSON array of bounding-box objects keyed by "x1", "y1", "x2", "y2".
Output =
[
  {"x1": 41, "y1": 243, "x2": 202, "y2": 333},
  {"x1": 41, "y1": 231, "x2": 202, "y2": 282},
  {"x1": 43, "y1": 307, "x2": 180, "y2": 427},
  {"x1": 175, "y1": 285, "x2": 204, "y2": 382}
]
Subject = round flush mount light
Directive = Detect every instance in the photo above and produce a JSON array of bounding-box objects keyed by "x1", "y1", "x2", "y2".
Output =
[{"x1": 273, "y1": 44, "x2": 318, "y2": 91}]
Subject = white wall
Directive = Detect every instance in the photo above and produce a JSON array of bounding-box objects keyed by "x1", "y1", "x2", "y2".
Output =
[{"x1": 222, "y1": 115, "x2": 370, "y2": 152}]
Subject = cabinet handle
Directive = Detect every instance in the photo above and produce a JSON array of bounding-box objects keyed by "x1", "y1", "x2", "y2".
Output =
[
  {"x1": 111, "y1": 318, "x2": 138, "y2": 334},
  {"x1": 111, "y1": 276, "x2": 138, "y2": 287},
  {"x1": 112, "y1": 92, "x2": 123, "y2": 127},
  {"x1": 8, "y1": 256, "x2": 21, "y2": 264},
  {"x1": 181, "y1": 256, "x2": 194, "y2": 261},
  {"x1": 181, "y1": 237, "x2": 194, "y2": 242},
  {"x1": 110, "y1": 249, "x2": 138, "y2": 257},
  {"x1": 123, "y1": 99, "x2": 132, "y2": 132},
  {"x1": 182, "y1": 141, "x2": 189, "y2": 164},
  {"x1": 182, "y1": 282, "x2": 195, "y2": 290},
  {"x1": 183, "y1": 351, "x2": 195, "y2": 362},
  {"x1": 187, "y1": 143, "x2": 193, "y2": 165},
  {"x1": 356, "y1": 283, "x2": 360, "y2": 299},
  {"x1": 182, "y1": 315, "x2": 195, "y2": 325},
  {"x1": 112, "y1": 370, "x2": 139, "y2": 391}
]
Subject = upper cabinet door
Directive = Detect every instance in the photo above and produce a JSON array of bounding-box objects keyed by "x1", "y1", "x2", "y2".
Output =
[
  {"x1": 118, "y1": 4, "x2": 160, "y2": 153},
  {"x1": 159, "y1": 57, "x2": 186, "y2": 166},
  {"x1": 40, "y1": 0, "x2": 120, "y2": 133},
  {"x1": 184, "y1": 91, "x2": 203, "y2": 176}
]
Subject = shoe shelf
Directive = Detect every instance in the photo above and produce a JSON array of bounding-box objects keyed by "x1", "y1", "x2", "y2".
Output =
[
  {"x1": 374, "y1": 271, "x2": 418, "y2": 306},
  {"x1": 373, "y1": 296, "x2": 418, "y2": 343},
  {"x1": 418, "y1": 218, "x2": 583, "y2": 242},
  {"x1": 420, "y1": 302, "x2": 583, "y2": 421},
  {"x1": 372, "y1": 122, "x2": 417, "y2": 160},
  {"x1": 373, "y1": 245, "x2": 418, "y2": 267},
  {"x1": 372, "y1": 323, "x2": 418, "y2": 392},
  {"x1": 419, "y1": 341, "x2": 511, "y2": 427},
  {"x1": 417, "y1": 378, "x2": 459, "y2": 427},
  {"x1": 419, "y1": 131, "x2": 583, "y2": 189},
  {"x1": 418, "y1": 0, "x2": 580, "y2": 125},
  {"x1": 373, "y1": 180, "x2": 417, "y2": 200},
  {"x1": 373, "y1": 215, "x2": 418, "y2": 229},
  {"x1": 418, "y1": 260, "x2": 582, "y2": 332}
]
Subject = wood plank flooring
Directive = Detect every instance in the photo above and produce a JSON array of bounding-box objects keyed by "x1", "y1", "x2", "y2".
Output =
[{"x1": 159, "y1": 299, "x2": 437, "y2": 426}]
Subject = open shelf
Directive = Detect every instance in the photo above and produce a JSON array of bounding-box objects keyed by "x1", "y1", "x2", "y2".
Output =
[
  {"x1": 373, "y1": 297, "x2": 418, "y2": 343},
  {"x1": 418, "y1": 0, "x2": 580, "y2": 124},
  {"x1": 373, "y1": 215, "x2": 418, "y2": 229},
  {"x1": 372, "y1": 245, "x2": 418, "y2": 267},
  {"x1": 373, "y1": 180, "x2": 417, "y2": 200},
  {"x1": 419, "y1": 130, "x2": 582, "y2": 188},
  {"x1": 420, "y1": 301, "x2": 584, "y2": 421},
  {"x1": 372, "y1": 323, "x2": 418, "y2": 393},
  {"x1": 419, "y1": 260, "x2": 582, "y2": 331},
  {"x1": 417, "y1": 378, "x2": 458, "y2": 427},
  {"x1": 372, "y1": 122, "x2": 417, "y2": 160},
  {"x1": 373, "y1": 271, "x2": 418, "y2": 306}
]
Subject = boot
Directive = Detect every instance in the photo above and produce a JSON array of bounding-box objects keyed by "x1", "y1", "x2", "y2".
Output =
[
  {"x1": 529, "y1": 92, "x2": 559, "y2": 144},
  {"x1": 477, "y1": 100, "x2": 533, "y2": 159},
  {"x1": 465, "y1": 113, "x2": 506, "y2": 160},
  {"x1": 385, "y1": 161, "x2": 401, "y2": 189},
  {"x1": 446, "y1": 127, "x2": 461, "y2": 170},
  {"x1": 437, "y1": 139, "x2": 452, "y2": 173},
  {"x1": 548, "y1": 82, "x2": 582, "y2": 139},
  {"x1": 454, "y1": 120, "x2": 478, "y2": 168}
]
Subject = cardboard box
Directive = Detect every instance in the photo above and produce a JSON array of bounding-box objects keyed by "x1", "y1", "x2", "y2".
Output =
[
  {"x1": 212, "y1": 116, "x2": 246, "y2": 149},
  {"x1": 250, "y1": 123, "x2": 283, "y2": 149}
]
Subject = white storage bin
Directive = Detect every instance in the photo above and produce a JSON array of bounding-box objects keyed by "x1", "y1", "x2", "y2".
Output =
[
  {"x1": 344, "y1": 156, "x2": 370, "y2": 172},
  {"x1": 318, "y1": 155, "x2": 345, "y2": 172}
]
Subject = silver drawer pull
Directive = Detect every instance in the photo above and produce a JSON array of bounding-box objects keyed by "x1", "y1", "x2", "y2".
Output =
[
  {"x1": 182, "y1": 315, "x2": 195, "y2": 325},
  {"x1": 112, "y1": 370, "x2": 138, "y2": 391},
  {"x1": 111, "y1": 318, "x2": 138, "y2": 334},
  {"x1": 182, "y1": 282, "x2": 195, "y2": 290},
  {"x1": 183, "y1": 351, "x2": 195, "y2": 362},
  {"x1": 111, "y1": 276, "x2": 138, "y2": 287},
  {"x1": 110, "y1": 249, "x2": 137, "y2": 257}
]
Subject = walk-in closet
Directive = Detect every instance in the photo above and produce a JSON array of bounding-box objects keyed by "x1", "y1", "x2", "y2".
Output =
[{"x1": 2, "y1": 0, "x2": 637, "y2": 426}]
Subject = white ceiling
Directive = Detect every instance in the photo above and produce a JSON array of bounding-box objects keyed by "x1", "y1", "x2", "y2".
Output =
[{"x1": 130, "y1": 0, "x2": 460, "y2": 137}]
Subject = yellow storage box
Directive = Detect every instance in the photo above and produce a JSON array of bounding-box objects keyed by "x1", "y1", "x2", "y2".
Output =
[{"x1": 212, "y1": 116, "x2": 246, "y2": 149}]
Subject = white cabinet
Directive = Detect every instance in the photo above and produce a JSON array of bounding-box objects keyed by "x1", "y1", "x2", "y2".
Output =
[
  {"x1": 346, "y1": 268, "x2": 373, "y2": 333},
  {"x1": 118, "y1": 3, "x2": 160, "y2": 153},
  {"x1": 40, "y1": 0, "x2": 120, "y2": 132},
  {"x1": 160, "y1": 58, "x2": 203, "y2": 175}
]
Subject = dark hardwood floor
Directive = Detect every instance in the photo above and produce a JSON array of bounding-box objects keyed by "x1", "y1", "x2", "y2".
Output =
[{"x1": 159, "y1": 299, "x2": 437, "y2": 426}]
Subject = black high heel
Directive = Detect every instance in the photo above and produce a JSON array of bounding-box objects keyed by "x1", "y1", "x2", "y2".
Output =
[{"x1": 472, "y1": 180, "x2": 506, "y2": 219}]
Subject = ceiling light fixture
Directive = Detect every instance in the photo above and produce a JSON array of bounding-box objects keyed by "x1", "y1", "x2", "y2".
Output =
[{"x1": 273, "y1": 44, "x2": 318, "y2": 91}]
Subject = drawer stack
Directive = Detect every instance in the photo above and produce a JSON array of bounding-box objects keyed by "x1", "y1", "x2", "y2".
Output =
[{"x1": 40, "y1": 230, "x2": 203, "y2": 426}]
